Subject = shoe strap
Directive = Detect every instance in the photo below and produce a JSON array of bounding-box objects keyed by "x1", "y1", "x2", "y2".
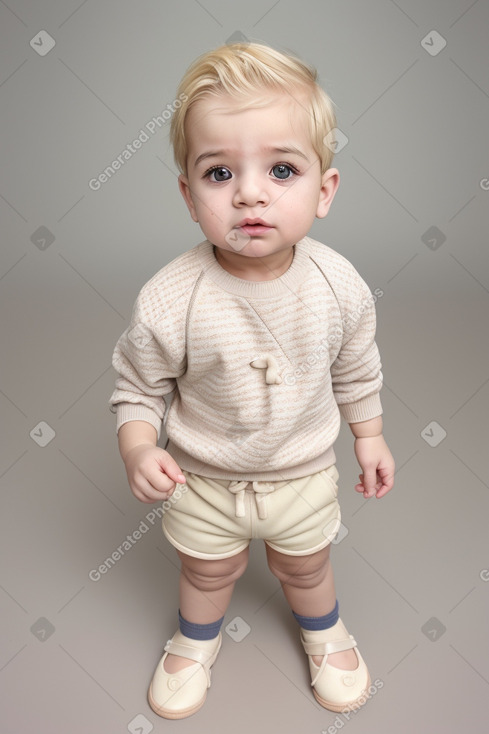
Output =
[
  {"x1": 301, "y1": 635, "x2": 357, "y2": 657},
  {"x1": 164, "y1": 639, "x2": 216, "y2": 668}
]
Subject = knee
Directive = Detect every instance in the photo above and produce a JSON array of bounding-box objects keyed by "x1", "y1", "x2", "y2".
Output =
[
  {"x1": 266, "y1": 548, "x2": 330, "y2": 588},
  {"x1": 180, "y1": 547, "x2": 249, "y2": 592}
]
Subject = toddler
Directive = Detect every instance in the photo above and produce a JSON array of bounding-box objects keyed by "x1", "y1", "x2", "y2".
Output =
[{"x1": 109, "y1": 42, "x2": 395, "y2": 719}]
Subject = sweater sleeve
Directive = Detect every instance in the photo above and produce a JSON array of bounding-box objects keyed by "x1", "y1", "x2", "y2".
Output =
[
  {"x1": 108, "y1": 290, "x2": 186, "y2": 440},
  {"x1": 330, "y1": 277, "x2": 383, "y2": 424}
]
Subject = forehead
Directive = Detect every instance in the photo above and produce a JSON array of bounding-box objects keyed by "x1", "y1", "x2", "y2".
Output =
[{"x1": 185, "y1": 92, "x2": 312, "y2": 149}]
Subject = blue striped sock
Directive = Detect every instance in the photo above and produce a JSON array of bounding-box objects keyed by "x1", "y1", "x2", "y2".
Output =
[
  {"x1": 178, "y1": 609, "x2": 224, "y2": 640},
  {"x1": 292, "y1": 599, "x2": 339, "y2": 630}
]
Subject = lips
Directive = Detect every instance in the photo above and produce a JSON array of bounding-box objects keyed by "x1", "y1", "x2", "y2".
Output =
[
  {"x1": 236, "y1": 218, "x2": 274, "y2": 236},
  {"x1": 236, "y1": 218, "x2": 273, "y2": 227}
]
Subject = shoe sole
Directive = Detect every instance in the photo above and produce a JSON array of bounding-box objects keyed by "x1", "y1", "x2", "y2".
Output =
[
  {"x1": 312, "y1": 671, "x2": 372, "y2": 713},
  {"x1": 148, "y1": 685, "x2": 207, "y2": 719}
]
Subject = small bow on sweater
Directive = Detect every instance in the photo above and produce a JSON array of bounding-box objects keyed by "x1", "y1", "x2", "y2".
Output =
[{"x1": 250, "y1": 353, "x2": 282, "y2": 384}]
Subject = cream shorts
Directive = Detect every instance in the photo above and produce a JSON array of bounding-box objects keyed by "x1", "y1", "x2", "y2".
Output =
[{"x1": 162, "y1": 465, "x2": 341, "y2": 560}]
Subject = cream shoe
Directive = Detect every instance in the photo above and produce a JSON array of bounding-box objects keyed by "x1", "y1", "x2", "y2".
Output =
[
  {"x1": 300, "y1": 618, "x2": 371, "y2": 712},
  {"x1": 148, "y1": 629, "x2": 222, "y2": 719}
]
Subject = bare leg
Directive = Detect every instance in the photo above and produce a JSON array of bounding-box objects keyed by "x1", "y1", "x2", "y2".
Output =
[
  {"x1": 164, "y1": 547, "x2": 249, "y2": 673},
  {"x1": 266, "y1": 544, "x2": 357, "y2": 670}
]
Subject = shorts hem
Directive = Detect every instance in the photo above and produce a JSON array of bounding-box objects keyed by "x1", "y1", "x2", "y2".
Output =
[
  {"x1": 162, "y1": 524, "x2": 250, "y2": 561},
  {"x1": 264, "y1": 506, "x2": 341, "y2": 557},
  {"x1": 264, "y1": 536, "x2": 334, "y2": 557}
]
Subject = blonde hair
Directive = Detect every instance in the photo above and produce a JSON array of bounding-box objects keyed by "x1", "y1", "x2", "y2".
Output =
[{"x1": 170, "y1": 42, "x2": 338, "y2": 177}]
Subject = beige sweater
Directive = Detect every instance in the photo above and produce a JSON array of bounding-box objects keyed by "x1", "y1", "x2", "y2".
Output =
[{"x1": 109, "y1": 236, "x2": 383, "y2": 481}]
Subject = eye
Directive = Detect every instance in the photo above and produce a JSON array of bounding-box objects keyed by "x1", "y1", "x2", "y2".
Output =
[
  {"x1": 206, "y1": 166, "x2": 232, "y2": 182},
  {"x1": 271, "y1": 164, "x2": 296, "y2": 180}
]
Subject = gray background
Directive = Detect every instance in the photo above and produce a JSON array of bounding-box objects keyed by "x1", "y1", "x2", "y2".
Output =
[{"x1": 1, "y1": 1, "x2": 488, "y2": 732}]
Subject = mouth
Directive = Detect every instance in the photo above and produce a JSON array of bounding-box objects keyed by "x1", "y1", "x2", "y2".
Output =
[{"x1": 236, "y1": 218, "x2": 274, "y2": 236}]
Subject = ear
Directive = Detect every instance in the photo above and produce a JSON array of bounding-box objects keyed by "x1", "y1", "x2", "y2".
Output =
[
  {"x1": 178, "y1": 174, "x2": 199, "y2": 222},
  {"x1": 316, "y1": 168, "x2": 340, "y2": 219}
]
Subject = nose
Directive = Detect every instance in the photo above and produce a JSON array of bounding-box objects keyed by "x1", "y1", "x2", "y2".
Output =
[{"x1": 232, "y1": 171, "x2": 270, "y2": 207}]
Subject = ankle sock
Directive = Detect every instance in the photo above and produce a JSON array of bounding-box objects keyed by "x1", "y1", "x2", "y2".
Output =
[
  {"x1": 178, "y1": 609, "x2": 224, "y2": 640},
  {"x1": 292, "y1": 599, "x2": 339, "y2": 631}
]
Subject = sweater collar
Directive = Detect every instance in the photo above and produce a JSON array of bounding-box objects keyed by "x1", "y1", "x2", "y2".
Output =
[{"x1": 197, "y1": 238, "x2": 311, "y2": 298}]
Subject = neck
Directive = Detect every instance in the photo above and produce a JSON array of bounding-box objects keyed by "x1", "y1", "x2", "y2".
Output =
[{"x1": 213, "y1": 245, "x2": 294, "y2": 281}]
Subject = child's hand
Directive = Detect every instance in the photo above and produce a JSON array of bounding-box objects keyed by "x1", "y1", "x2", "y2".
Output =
[
  {"x1": 123, "y1": 444, "x2": 186, "y2": 504},
  {"x1": 353, "y1": 435, "x2": 395, "y2": 499}
]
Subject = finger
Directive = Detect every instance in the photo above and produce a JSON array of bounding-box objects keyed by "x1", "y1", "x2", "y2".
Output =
[
  {"x1": 144, "y1": 462, "x2": 180, "y2": 494},
  {"x1": 158, "y1": 455, "x2": 186, "y2": 485},
  {"x1": 147, "y1": 473, "x2": 176, "y2": 495},
  {"x1": 135, "y1": 473, "x2": 175, "y2": 501},
  {"x1": 354, "y1": 474, "x2": 365, "y2": 493},
  {"x1": 375, "y1": 479, "x2": 395, "y2": 498},
  {"x1": 362, "y1": 469, "x2": 378, "y2": 497},
  {"x1": 375, "y1": 469, "x2": 395, "y2": 498}
]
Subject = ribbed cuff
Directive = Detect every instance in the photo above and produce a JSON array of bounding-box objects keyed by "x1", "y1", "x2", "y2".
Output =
[
  {"x1": 292, "y1": 600, "x2": 339, "y2": 630},
  {"x1": 338, "y1": 393, "x2": 383, "y2": 424},
  {"x1": 178, "y1": 609, "x2": 224, "y2": 640},
  {"x1": 115, "y1": 403, "x2": 162, "y2": 440}
]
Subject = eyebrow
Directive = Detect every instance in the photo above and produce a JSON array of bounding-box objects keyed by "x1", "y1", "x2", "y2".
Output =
[
  {"x1": 272, "y1": 146, "x2": 310, "y2": 162},
  {"x1": 194, "y1": 151, "x2": 226, "y2": 168},
  {"x1": 193, "y1": 145, "x2": 310, "y2": 168}
]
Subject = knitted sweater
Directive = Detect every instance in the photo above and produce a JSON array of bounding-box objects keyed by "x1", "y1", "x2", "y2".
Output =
[{"x1": 108, "y1": 236, "x2": 383, "y2": 481}]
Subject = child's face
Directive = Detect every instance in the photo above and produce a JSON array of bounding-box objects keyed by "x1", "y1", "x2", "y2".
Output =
[{"x1": 178, "y1": 91, "x2": 339, "y2": 268}]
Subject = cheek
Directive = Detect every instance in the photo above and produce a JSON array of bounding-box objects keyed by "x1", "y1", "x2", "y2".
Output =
[
  {"x1": 193, "y1": 201, "x2": 226, "y2": 238},
  {"x1": 280, "y1": 185, "x2": 314, "y2": 214},
  {"x1": 280, "y1": 186, "x2": 318, "y2": 225},
  {"x1": 198, "y1": 202, "x2": 221, "y2": 224},
  {"x1": 196, "y1": 189, "x2": 227, "y2": 220}
]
